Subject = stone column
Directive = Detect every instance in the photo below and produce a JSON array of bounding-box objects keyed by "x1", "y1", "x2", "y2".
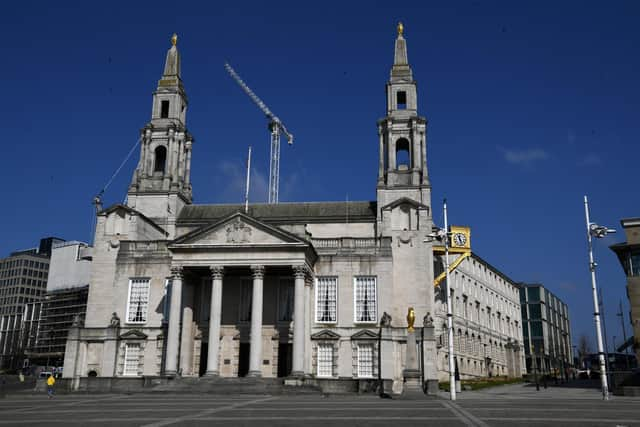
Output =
[
  {"x1": 176, "y1": 138, "x2": 184, "y2": 185},
  {"x1": 291, "y1": 265, "x2": 306, "y2": 377},
  {"x1": 304, "y1": 275, "x2": 313, "y2": 375},
  {"x1": 205, "y1": 266, "x2": 224, "y2": 376},
  {"x1": 184, "y1": 141, "x2": 192, "y2": 186},
  {"x1": 411, "y1": 121, "x2": 420, "y2": 185},
  {"x1": 377, "y1": 125, "x2": 384, "y2": 183},
  {"x1": 421, "y1": 128, "x2": 429, "y2": 184},
  {"x1": 144, "y1": 128, "x2": 152, "y2": 176},
  {"x1": 389, "y1": 138, "x2": 396, "y2": 171},
  {"x1": 165, "y1": 266, "x2": 183, "y2": 376},
  {"x1": 179, "y1": 283, "x2": 194, "y2": 376},
  {"x1": 248, "y1": 265, "x2": 265, "y2": 377}
]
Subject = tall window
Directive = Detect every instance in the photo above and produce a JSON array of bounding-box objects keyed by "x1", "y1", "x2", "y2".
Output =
[
  {"x1": 127, "y1": 278, "x2": 150, "y2": 323},
  {"x1": 317, "y1": 343, "x2": 333, "y2": 377},
  {"x1": 463, "y1": 295, "x2": 468, "y2": 319},
  {"x1": 316, "y1": 276, "x2": 337, "y2": 323},
  {"x1": 630, "y1": 251, "x2": 640, "y2": 277},
  {"x1": 162, "y1": 278, "x2": 171, "y2": 323},
  {"x1": 160, "y1": 100, "x2": 170, "y2": 118},
  {"x1": 278, "y1": 278, "x2": 294, "y2": 321},
  {"x1": 123, "y1": 343, "x2": 140, "y2": 376},
  {"x1": 395, "y1": 138, "x2": 410, "y2": 170},
  {"x1": 396, "y1": 91, "x2": 407, "y2": 109},
  {"x1": 357, "y1": 343, "x2": 374, "y2": 378},
  {"x1": 154, "y1": 146, "x2": 167, "y2": 173},
  {"x1": 239, "y1": 279, "x2": 252, "y2": 322},
  {"x1": 354, "y1": 276, "x2": 377, "y2": 323}
]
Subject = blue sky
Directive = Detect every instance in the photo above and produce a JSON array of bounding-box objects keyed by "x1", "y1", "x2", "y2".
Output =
[{"x1": 1, "y1": 1, "x2": 638, "y2": 349}]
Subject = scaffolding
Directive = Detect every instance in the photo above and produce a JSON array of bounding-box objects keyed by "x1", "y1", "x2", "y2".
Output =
[{"x1": 26, "y1": 285, "x2": 88, "y2": 366}]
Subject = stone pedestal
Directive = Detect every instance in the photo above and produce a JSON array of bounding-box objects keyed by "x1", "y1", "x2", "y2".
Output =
[
  {"x1": 421, "y1": 326, "x2": 439, "y2": 395},
  {"x1": 400, "y1": 330, "x2": 425, "y2": 399}
]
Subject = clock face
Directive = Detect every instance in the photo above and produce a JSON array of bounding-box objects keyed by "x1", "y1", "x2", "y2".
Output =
[{"x1": 453, "y1": 232, "x2": 467, "y2": 247}]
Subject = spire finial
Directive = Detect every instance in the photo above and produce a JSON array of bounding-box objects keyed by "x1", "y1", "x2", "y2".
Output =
[
  {"x1": 171, "y1": 33, "x2": 178, "y2": 46},
  {"x1": 397, "y1": 22, "x2": 404, "y2": 37}
]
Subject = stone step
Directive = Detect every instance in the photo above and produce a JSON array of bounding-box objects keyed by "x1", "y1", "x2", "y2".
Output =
[{"x1": 151, "y1": 377, "x2": 323, "y2": 395}]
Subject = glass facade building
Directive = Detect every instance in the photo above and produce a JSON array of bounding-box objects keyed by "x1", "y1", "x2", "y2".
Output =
[
  {"x1": 610, "y1": 217, "x2": 640, "y2": 363},
  {"x1": 519, "y1": 283, "x2": 573, "y2": 377},
  {"x1": 0, "y1": 239, "x2": 60, "y2": 369}
]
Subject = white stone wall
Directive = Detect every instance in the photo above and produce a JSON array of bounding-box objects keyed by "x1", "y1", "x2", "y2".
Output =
[
  {"x1": 47, "y1": 242, "x2": 91, "y2": 292},
  {"x1": 435, "y1": 253, "x2": 525, "y2": 380}
]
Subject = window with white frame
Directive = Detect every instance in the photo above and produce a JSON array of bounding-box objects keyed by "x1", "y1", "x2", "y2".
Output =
[
  {"x1": 317, "y1": 343, "x2": 333, "y2": 377},
  {"x1": 162, "y1": 278, "x2": 171, "y2": 322},
  {"x1": 357, "y1": 343, "x2": 374, "y2": 378},
  {"x1": 127, "y1": 278, "x2": 150, "y2": 323},
  {"x1": 316, "y1": 276, "x2": 337, "y2": 323},
  {"x1": 354, "y1": 276, "x2": 377, "y2": 323},
  {"x1": 123, "y1": 343, "x2": 140, "y2": 376}
]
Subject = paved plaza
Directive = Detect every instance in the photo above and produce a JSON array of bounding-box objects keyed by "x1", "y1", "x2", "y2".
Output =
[{"x1": 0, "y1": 384, "x2": 639, "y2": 426}]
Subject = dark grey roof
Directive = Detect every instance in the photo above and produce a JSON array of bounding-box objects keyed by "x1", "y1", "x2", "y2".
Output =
[{"x1": 178, "y1": 201, "x2": 377, "y2": 224}]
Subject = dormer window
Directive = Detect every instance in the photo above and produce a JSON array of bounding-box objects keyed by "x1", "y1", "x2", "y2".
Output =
[
  {"x1": 160, "y1": 100, "x2": 170, "y2": 118},
  {"x1": 396, "y1": 91, "x2": 407, "y2": 109}
]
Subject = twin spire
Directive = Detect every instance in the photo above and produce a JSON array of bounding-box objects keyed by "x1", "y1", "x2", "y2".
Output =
[{"x1": 160, "y1": 26, "x2": 407, "y2": 82}]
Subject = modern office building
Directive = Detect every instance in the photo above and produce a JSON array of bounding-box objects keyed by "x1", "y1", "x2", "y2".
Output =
[
  {"x1": 25, "y1": 241, "x2": 92, "y2": 368},
  {"x1": 610, "y1": 217, "x2": 640, "y2": 362},
  {"x1": 0, "y1": 237, "x2": 62, "y2": 369},
  {"x1": 519, "y1": 283, "x2": 573, "y2": 377},
  {"x1": 433, "y1": 226, "x2": 525, "y2": 381}
]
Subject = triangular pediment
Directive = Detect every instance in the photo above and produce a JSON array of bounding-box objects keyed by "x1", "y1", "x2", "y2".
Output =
[
  {"x1": 351, "y1": 329, "x2": 379, "y2": 340},
  {"x1": 380, "y1": 197, "x2": 428, "y2": 211},
  {"x1": 170, "y1": 212, "x2": 309, "y2": 248},
  {"x1": 119, "y1": 329, "x2": 148, "y2": 340},
  {"x1": 311, "y1": 330, "x2": 340, "y2": 340}
]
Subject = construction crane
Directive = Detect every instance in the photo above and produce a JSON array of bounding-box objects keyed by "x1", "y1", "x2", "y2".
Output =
[{"x1": 224, "y1": 62, "x2": 293, "y2": 204}]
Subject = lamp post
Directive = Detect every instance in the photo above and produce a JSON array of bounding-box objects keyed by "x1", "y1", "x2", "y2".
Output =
[
  {"x1": 425, "y1": 199, "x2": 455, "y2": 400},
  {"x1": 583, "y1": 195, "x2": 615, "y2": 401},
  {"x1": 532, "y1": 344, "x2": 540, "y2": 391},
  {"x1": 443, "y1": 199, "x2": 456, "y2": 401}
]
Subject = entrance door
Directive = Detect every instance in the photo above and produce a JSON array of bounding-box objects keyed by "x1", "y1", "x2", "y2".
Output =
[
  {"x1": 277, "y1": 343, "x2": 293, "y2": 377},
  {"x1": 199, "y1": 342, "x2": 208, "y2": 377},
  {"x1": 238, "y1": 343, "x2": 250, "y2": 377}
]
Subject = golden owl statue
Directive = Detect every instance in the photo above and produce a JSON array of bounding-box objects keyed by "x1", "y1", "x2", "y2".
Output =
[{"x1": 407, "y1": 307, "x2": 415, "y2": 333}]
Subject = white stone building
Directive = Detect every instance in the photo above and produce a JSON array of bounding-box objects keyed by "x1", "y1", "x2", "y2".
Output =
[
  {"x1": 433, "y1": 234, "x2": 526, "y2": 381},
  {"x1": 63, "y1": 27, "x2": 442, "y2": 393}
]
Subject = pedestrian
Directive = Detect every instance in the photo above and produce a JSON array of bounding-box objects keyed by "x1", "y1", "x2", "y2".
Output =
[{"x1": 46, "y1": 374, "x2": 55, "y2": 399}]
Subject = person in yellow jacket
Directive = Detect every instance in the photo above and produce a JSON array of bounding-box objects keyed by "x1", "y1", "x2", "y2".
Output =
[{"x1": 46, "y1": 374, "x2": 55, "y2": 398}]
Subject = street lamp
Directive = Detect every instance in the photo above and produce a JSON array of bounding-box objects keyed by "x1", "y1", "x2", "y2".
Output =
[
  {"x1": 583, "y1": 195, "x2": 615, "y2": 401},
  {"x1": 425, "y1": 199, "x2": 455, "y2": 400}
]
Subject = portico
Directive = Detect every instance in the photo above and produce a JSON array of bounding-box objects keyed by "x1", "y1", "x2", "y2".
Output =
[{"x1": 164, "y1": 212, "x2": 317, "y2": 378}]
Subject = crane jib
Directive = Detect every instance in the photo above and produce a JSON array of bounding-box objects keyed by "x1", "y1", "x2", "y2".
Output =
[{"x1": 224, "y1": 62, "x2": 295, "y2": 204}]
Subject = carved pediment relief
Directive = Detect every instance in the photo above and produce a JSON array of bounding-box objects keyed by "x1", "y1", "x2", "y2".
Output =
[
  {"x1": 225, "y1": 218, "x2": 252, "y2": 243},
  {"x1": 171, "y1": 212, "x2": 307, "y2": 248},
  {"x1": 311, "y1": 330, "x2": 340, "y2": 340}
]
